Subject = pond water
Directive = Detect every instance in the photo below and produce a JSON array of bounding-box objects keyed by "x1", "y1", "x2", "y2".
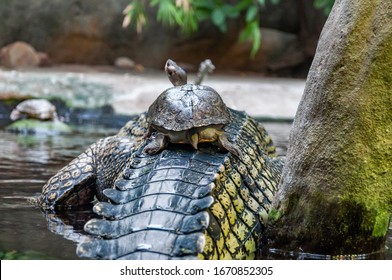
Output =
[
  {"x1": 0, "y1": 121, "x2": 390, "y2": 260},
  {"x1": 0, "y1": 121, "x2": 290, "y2": 259},
  {"x1": 0, "y1": 125, "x2": 119, "y2": 259}
]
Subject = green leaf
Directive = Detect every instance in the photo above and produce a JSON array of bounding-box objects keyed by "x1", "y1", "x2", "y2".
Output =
[
  {"x1": 211, "y1": 8, "x2": 226, "y2": 32},
  {"x1": 232, "y1": 0, "x2": 253, "y2": 12},
  {"x1": 246, "y1": 6, "x2": 258, "y2": 22},
  {"x1": 211, "y1": 8, "x2": 225, "y2": 26},
  {"x1": 313, "y1": 0, "x2": 325, "y2": 9},
  {"x1": 122, "y1": 1, "x2": 147, "y2": 32},
  {"x1": 250, "y1": 23, "x2": 261, "y2": 57},
  {"x1": 324, "y1": 6, "x2": 332, "y2": 15},
  {"x1": 180, "y1": 8, "x2": 199, "y2": 34},
  {"x1": 150, "y1": 0, "x2": 160, "y2": 7},
  {"x1": 313, "y1": 0, "x2": 334, "y2": 15},
  {"x1": 195, "y1": 8, "x2": 211, "y2": 21},
  {"x1": 193, "y1": 0, "x2": 216, "y2": 10},
  {"x1": 124, "y1": 0, "x2": 270, "y2": 56},
  {"x1": 222, "y1": 4, "x2": 240, "y2": 19},
  {"x1": 239, "y1": 22, "x2": 252, "y2": 42},
  {"x1": 239, "y1": 21, "x2": 261, "y2": 58},
  {"x1": 154, "y1": 0, "x2": 183, "y2": 27}
]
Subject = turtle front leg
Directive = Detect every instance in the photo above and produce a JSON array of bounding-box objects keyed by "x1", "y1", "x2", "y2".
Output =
[
  {"x1": 218, "y1": 133, "x2": 243, "y2": 158},
  {"x1": 142, "y1": 125, "x2": 154, "y2": 140},
  {"x1": 143, "y1": 133, "x2": 168, "y2": 154}
]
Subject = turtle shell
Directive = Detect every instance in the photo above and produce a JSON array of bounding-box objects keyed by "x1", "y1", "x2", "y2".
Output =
[
  {"x1": 11, "y1": 99, "x2": 57, "y2": 120},
  {"x1": 147, "y1": 84, "x2": 231, "y2": 131}
]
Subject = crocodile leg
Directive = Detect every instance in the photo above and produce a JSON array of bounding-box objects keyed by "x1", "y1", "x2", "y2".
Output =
[{"x1": 39, "y1": 135, "x2": 136, "y2": 210}]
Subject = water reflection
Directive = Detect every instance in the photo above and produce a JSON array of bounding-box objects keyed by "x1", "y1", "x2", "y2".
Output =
[
  {"x1": 44, "y1": 207, "x2": 99, "y2": 245},
  {"x1": 0, "y1": 129, "x2": 105, "y2": 259}
]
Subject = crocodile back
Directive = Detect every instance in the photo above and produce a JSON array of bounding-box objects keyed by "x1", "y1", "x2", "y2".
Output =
[{"x1": 77, "y1": 109, "x2": 284, "y2": 259}]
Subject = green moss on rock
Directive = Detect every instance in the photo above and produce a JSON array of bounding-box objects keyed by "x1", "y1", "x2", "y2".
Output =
[
  {"x1": 6, "y1": 119, "x2": 72, "y2": 135},
  {"x1": 267, "y1": 0, "x2": 392, "y2": 256},
  {"x1": 268, "y1": 208, "x2": 281, "y2": 222},
  {"x1": 340, "y1": 22, "x2": 392, "y2": 239}
]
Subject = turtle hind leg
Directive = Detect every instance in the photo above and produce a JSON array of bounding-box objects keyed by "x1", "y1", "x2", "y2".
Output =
[
  {"x1": 218, "y1": 133, "x2": 243, "y2": 158},
  {"x1": 143, "y1": 133, "x2": 168, "y2": 154}
]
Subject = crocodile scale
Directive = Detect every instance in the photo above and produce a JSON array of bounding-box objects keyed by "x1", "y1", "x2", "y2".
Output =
[
  {"x1": 39, "y1": 135, "x2": 137, "y2": 209},
  {"x1": 73, "y1": 109, "x2": 284, "y2": 260}
]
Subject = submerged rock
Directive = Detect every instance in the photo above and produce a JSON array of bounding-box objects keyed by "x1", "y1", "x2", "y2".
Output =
[
  {"x1": 7, "y1": 119, "x2": 72, "y2": 135},
  {"x1": 7, "y1": 99, "x2": 71, "y2": 135}
]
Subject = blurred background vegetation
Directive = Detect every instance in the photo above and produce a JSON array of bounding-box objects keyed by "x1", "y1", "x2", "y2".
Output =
[
  {"x1": 123, "y1": 0, "x2": 335, "y2": 57},
  {"x1": 0, "y1": 0, "x2": 335, "y2": 77}
]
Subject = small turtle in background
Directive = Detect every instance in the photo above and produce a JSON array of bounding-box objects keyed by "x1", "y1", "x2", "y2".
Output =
[
  {"x1": 8, "y1": 99, "x2": 71, "y2": 135},
  {"x1": 143, "y1": 59, "x2": 242, "y2": 157},
  {"x1": 10, "y1": 99, "x2": 58, "y2": 121}
]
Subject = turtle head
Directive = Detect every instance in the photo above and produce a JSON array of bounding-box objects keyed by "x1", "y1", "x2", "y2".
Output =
[
  {"x1": 165, "y1": 59, "x2": 187, "y2": 86},
  {"x1": 10, "y1": 109, "x2": 22, "y2": 121}
]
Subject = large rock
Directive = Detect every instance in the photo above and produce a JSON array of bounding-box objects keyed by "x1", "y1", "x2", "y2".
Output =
[
  {"x1": 267, "y1": 0, "x2": 392, "y2": 256},
  {"x1": 217, "y1": 28, "x2": 299, "y2": 72},
  {"x1": 0, "y1": 0, "x2": 134, "y2": 65},
  {"x1": 0, "y1": 0, "x2": 326, "y2": 73},
  {"x1": 0, "y1": 41, "x2": 40, "y2": 68}
]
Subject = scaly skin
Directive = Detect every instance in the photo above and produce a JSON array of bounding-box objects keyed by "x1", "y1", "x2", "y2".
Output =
[
  {"x1": 39, "y1": 115, "x2": 147, "y2": 210},
  {"x1": 70, "y1": 109, "x2": 284, "y2": 259},
  {"x1": 39, "y1": 109, "x2": 283, "y2": 259}
]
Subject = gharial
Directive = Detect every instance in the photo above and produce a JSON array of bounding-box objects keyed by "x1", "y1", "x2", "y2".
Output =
[{"x1": 38, "y1": 59, "x2": 284, "y2": 260}]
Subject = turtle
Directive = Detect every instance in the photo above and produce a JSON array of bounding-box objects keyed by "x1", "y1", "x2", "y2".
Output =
[
  {"x1": 143, "y1": 59, "x2": 242, "y2": 157},
  {"x1": 10, "y1": 99, "x2": 58, "y2": 121}
]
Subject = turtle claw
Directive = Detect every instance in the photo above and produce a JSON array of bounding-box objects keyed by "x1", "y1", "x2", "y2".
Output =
[
  {"x1": 143, "y1": 144, "x2": 161, "y2": 155},
  {"x1": 143, "y1": 133, "x2": 167, "y2": 155},
  {"x1": 190, "y1": 132, "x2": 199, "y2": 150},
  {"x1": 218, "y1": 133, "x2": 243, "y2": 158}
]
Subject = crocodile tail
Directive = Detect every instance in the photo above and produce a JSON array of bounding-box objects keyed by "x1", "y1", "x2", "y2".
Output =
[{"x1": 78, "y1": 147, "x2": 224, "y2": 259}]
